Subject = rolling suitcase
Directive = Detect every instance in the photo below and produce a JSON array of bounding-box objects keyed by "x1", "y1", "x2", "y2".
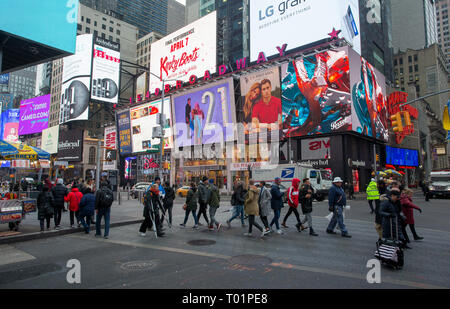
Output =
[{"x1": 374, "y1": 217, "x2": 404, "y2": 270}]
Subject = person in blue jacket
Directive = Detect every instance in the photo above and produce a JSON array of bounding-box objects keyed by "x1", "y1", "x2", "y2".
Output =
[
  {"x1": 270, "y1": 177, "x2": 285, "y2": 235},
  {"x1": 326, "y1": 177, "x2": 351, "y2": 238},
  {"x1": 79, "y1": 188, "x2": 96, "y2": 234}
]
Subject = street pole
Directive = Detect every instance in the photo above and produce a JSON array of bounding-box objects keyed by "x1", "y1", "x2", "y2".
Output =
[
  {"x1": 159, "y1": 80, "x2": 165, "y2": 181},
  {"x1": 373, "y1": 143, "x2": 377, "y2": 181},
  {"x1": 96, "y1": 139, "x2": 102, "y2": 191}
]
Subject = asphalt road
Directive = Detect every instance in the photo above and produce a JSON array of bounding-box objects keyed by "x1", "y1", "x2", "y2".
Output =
[{"x1": 0, "y1": 194, "x2": 449, "y2": 289}]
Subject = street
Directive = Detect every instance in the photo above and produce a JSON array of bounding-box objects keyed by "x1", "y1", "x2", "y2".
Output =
[{"x1": 0, "y1": 194, "x2": 449, "y2": 289}]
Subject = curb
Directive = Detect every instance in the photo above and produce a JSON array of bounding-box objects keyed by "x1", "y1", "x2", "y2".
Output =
[{"x1": 0, "y1": 219, "x2": 144, "y2": 245}]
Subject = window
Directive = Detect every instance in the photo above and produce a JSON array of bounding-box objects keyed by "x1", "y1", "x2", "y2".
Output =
[
  {"x1": 88, "y1": 147, "x2": 96, "y2": 164},
  {"x1": 409, "y1": 66, "x2": 413, "y2": 73},
  {"x1": 109, "y1": 27, "x2": 113, "y2": 32},
  {"x1": 102, "y1": 24, "x2": 106, "y2": 30},
  {"x1": 102, "y1": 17, "x2": 107, "y2": 21},
  {"x1": 109, "y1": 36, "x2": 113, "y2": 41},
  {"x1": 414, "y1": 64, "x2": 419, "y2": 72},
  {"x1": 394, "y1": 59, "x2": 398, "y2": 66},
  {"x1": 81, "y1": 16, "x2": 84, "y2": 22},
  {"x1": 77, "y1": 24, "x2": 82, "y2": 31},
  {"x1": 116, "y1": 38, "x2": 120, "y2": 44},
  {"x1": 86, "y1": 18, "x2": 91, "y2": 24},
  {"x1": 94, "y1": 21, "x2": 97, "y2": 27},
  {"x1": 408, "y1": 55, "x2": 412, "y2": 63},
  {"x1": 414, "y1": 54, "x2": 418, "y2": 62},
  {"x1": 101, "y1": 33, "x2": 106, "y2": 39},
  {"x1": 85, "y1": 27, "x2": 90, "y2": 33},
  {"x1": 94, "y1": 30, "x2": 98, "y2": 37},
  {"x1": 117, "y1": 29, "x2": 120, "y2": 35},
  {"x1": 399, "y1": 58, "x2": 403, "y2": 65}
]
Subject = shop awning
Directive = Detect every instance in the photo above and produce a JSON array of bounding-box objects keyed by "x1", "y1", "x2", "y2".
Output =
[
  {"x1": 2, "y1": 142, "x2": 51, "y2": 160},
  {"x1": 29, "y1": 146, "x2": 51, "y2": 160},
  {"x1": 0, "y1": 140, "x2": 19, "y2": 157}
]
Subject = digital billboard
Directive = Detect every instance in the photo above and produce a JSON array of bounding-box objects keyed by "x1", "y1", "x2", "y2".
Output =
[
  {"x1": 301, "y1": 137, "x2": 331, "y2": 160},
  {"x1": 41, "y1": 125, "x2": 60, "y2": 154},
  {"x1": 172, "y1": 78, "x2": 236, "y2": 147},
  {"x1": 386, "y1": 146, "x2": 419, "y2": 167},
  {"x1": 0, "y1": 94, "x2": 13, "y2": 110},
  {"x1": 60, "y1": 34, "x2": 93, "y2": 124},
  {"x1": 58, "y1": 129, "x2": 84, "y2": 162},
  {"x1": 91, "y1": 37, "x2": 121, "y2": 104},
  {"x1": 0, "y1": 74, "x2": 9, "y2": 85},
  {"x1": 240, "y1": 67, "x2": 282, "y2": 134},
  {"x1": 149, "y1": 11, "x2": 217, "y2": 93},
  {"x1": 103, "y1": 126, "x2": 117, "y2": 171},
  {"x1": 0, "y1": 109, "x2": 20, "y2": 142},
  {"x1": 250, "y1": 0, "x2": 360, "y2": 62},
  {"x1": 19, "y1": 94, "x2": 50, "y2": 135},
  {"x1": 130, "y1": 98, "x2": 172, "y2": 153},
  {"x1": 281, "y1": 47, "x2": 352, "y2": 138},
  {"x1": 116, "y1": 109, "x2": 132, "y2": 155}
]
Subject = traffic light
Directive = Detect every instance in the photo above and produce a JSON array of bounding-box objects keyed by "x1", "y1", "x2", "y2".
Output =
[
  {"x1": 402, "y1": 111, "x2": 412, "y2": 127},
  {"x1": 390, "y1": 112, "x2": 403, "y2": 132},
  {"x1": 376, "y1": 154, "x2": 380, "y2": 162}
]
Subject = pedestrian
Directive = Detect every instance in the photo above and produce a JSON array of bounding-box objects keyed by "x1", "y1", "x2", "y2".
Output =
[
  {"x1": 300, "y1": 178, "x2": 318, "y2": 236},
  {"x1": 162, "y1": 181, "x2": 175, "y2": 228},
  {"x1": 379, "y1": 189, "x2": 409, "y2": 249},
  {"x1": 244, "y1": 180, "x2": 265, "y2": 237},
  {"x1": 400, "y1": 188, "x2": 424, "y2": 241},
  {"x1": 378, "y1": 179, "x2": 387, "y2": 195},
  {"x1": 366, "y1": 178, "x2": 380, "y2": 214},
  {"x1": 226, "y1": 181, "x2": 246, "y2": 228},
  {"x1": 85, "y1": 179, "x2": 96, "y2": 224},
  {"x1": 281, "y1": 178, "x2": 305, "y2": 232},
  {"x1": 51, "y1": 178, "x2": 68, "y2": 229},
  {"x1": 64, "y1": 185, "x2": 83, "y2": 228},
  {"x1": 37, "y1": 186, "x2": 55, "y2": 232},
  {"x1": 140, "y1": 184, "x2": 165, "y2": 237},
  {"x1": 270, "y1": 177, "x2": 285, "y2": 235},
  {"x1": 180, "y1": 182, "x2": 199, "y2": 229},
  {"x1": 44, "y1": 177, "x2": 53, "y2": 190},
  {"x1": 207, "y1": 179, "x2": 222, "y2": 231},
  {"x1": 326, "y1": 177, "x2": 351, "y2": 238},
  {"x1": 95, "y1": 181, "x2": 114, "y2": 239},
  {"x1": 197, "y1": 176, "x2": 210, "y2": 226},
  {"x1": 78, "y1": 188, "x2": 95, "y2": 234},
  {"x1": 258, "y1": 181, "x2": 272, "y2": 234}
]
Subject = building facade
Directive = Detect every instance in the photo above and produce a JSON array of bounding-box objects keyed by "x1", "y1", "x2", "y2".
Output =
[
  {"x1": 435, "y1": 0, "x2": 450, "y2": 73},
  {"x1": 167, "y1": 0, "x2": 186, "y2": 35},
  {"x1": 0, "y1": 66, "x2": 37, "y2": 109},
  {"x1": 136, "y1": 31, "x2": 164, "y2": 69}
]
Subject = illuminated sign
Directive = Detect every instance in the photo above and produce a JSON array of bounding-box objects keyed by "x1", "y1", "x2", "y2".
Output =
[{"x1": 387, "y1": 91, "x2": 418, "y2": 144}]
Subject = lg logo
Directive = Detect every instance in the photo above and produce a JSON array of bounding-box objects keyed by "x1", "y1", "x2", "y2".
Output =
[
  {"x1": 366, "y1": 0, "x2": 382, "y2": 24},
  {"x1": 259, "y1": 5, "x2": 274, "y2": 21}
]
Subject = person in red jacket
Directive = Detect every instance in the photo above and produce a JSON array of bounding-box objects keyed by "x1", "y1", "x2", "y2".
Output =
[
  {"x1": 400, "y1": 188, "x2": 423, "y2": 242},
  {"x1": 282, "y1": 178, "x2": 305, "y2": 232},
  {"x1": 65, "y1": 185, "x2": 83, "y2": 228}
]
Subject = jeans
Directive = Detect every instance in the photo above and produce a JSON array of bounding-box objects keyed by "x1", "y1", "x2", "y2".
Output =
[
  {"x1": 270, "y1": 208, "x2": 281, "y2": 230},
  {"x1": 54, "y1": 208, "x2": 62, "y2": 226},
  {"x1": 248, "y1": 215, "x2": 263, "y2": 234},
  {"x1": 40, "y1": 217, "x2": 51, "y2": 230},
  {"x1": 228, "y1": 205, "x2": 245, "y2": 225},
  {"x1": 302, "y1": 213, "x2": 312, "y2": 228},
  {"x1": 209, "y1": 206, "x2": 219, "y2": 227},
  {"x1": 80, "y1": 215, "x2": 91, "y2": 232},
  {"x1": 327, "y1": 206, "x2": 348, "y2": 235},
  {"x1": 96, "y1": 207, "x2": 111, "y2": 237},
  {"x1": 197, "y1": 202, "x2": 209, "y2": 225},
  {"x1": 183, "y1": 209, "x2": 198, "y2": 225},
  {"x1": 70, "y1": 210, "x2": 80, "y2": 226}
]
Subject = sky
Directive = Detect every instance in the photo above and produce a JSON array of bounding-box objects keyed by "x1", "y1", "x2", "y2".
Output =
[{"x1": 175, "y1": 0, "x2": 186, "y2": 5}]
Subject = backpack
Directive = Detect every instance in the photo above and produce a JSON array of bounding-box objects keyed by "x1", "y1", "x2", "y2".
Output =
[{"x1": 100, "y1": 187, "x2": 114, "y2": 208}]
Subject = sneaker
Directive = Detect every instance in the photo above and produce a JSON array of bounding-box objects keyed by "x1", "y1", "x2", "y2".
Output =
[
  {"x1": 341, "y1": 234, "x2": 352, "y2": 238},
  {"x1": 40, "y1": 229, "x2": 44, "y2": 233},
  {"x1": 193, "y1": 225, "x2": 199, "y2": 229},
  {"x1": 95, "y1": 234, "x2": 101, "y2": 238},
  {"x1": 104, "y1": 236, "x2": 109, "y2": 239},
  {"x1": 244, "y1": 232, "x2": 252, "y2": 237},
  {"x1": 326, "y1": 229, "x2": 337, "y2": 235},
  {"x1": 260, "y1": 230, "x2": 266, "y2": 237},
  {"x1": 217, "y1": 223, "x2": 222, "y2": 232},
  {"x1": 198, "y1": 222, "x2": 203, "y2": 226},
  {"x1": 140, "y1": 232, "x2": 146, "y2": 237},
  {"x1": 414, "y1": 236, "x2": 424, "y2": 241},
  {"x1": 264, "y1": 229, "x2": 271, "y2": 236},
  {"x1": 281, "y1": 222, "x2": 289, "y2": 228},
  {"x1": 242, "y1": 224, "x2": 247, "y2": 228},
  {"x1": 179, "y1": 224, "x2": 186, "y2": 228},
  {"x1": 276, "y1": 229, "x2": 284, "y2": 235},
  {"x1": 208, "y1": 225, "x2": 214, "y2": 231},
  {"x1": 226, "y1": 220, "x2": 231, "y2": 229}
]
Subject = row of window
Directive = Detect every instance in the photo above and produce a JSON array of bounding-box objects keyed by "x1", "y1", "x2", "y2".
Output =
[{"x1": 81, "y1": 15, "x2": 121, "y2": 27}]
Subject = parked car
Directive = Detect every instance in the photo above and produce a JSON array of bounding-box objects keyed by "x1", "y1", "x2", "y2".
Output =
[
  {"x1": 176, "y1": 186, "x2": 191, "y2": 198},
  {"x1": 130, "y1": 182, "x2": 151, "y2": 199}
]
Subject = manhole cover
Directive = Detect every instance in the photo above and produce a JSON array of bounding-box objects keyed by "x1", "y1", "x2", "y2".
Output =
[
  {"x1": 230, "y1": 255, "x2": 272, "y2": 266},
  {"x1": 187, "y1": 239, "x2": 217, "y2": 246},
  {"x1": 120, "y1": 260, "x2": 157, "y2": 271}
]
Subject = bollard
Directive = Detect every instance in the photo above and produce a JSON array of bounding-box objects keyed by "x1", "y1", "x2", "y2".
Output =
[
  {"x1": 128, "y1": 187, "x2": 130, "y2": 200},
  {"x1": 118, "y1": 190, "x2": 121, "y2": 205}
]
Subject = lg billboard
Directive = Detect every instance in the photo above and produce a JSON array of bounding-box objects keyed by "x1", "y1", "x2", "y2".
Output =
[
  {"x1": 250, "y1": 0, "x2": 361, "y2": 61},
  {"x1": 149, "y1": 11, "x2": 217, "y2": 93}
]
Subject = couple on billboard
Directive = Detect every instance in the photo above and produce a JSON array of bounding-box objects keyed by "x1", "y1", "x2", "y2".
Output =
[{"x1": 184, "y1": 98, "x2": 205, "y2": 145}]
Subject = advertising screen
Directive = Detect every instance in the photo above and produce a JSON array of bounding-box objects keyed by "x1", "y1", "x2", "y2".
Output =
[
  {"x1": 0, "y1": 109, "x2": 20, "y2": 142},
  {"x1": 239, "y1": 67, "x2": 282, "y2": 133},
  {"x1": 116, "y1": 109, "x2": 132, "y2": 155},
  {"x1": 281, "y1": 47, "x2": 352, "y2": 138},
  {"x1": 103, "y1": 126, "x2": 117, "y2": 171},
  {"x1": 386, "y1": 146, "x2": 419, "y2": 167},
  {"x1": 250, "y1": 0, "x2": 360, "y2": 61},
  {"x1": 130, "y1": 98, "x2": 172, "y2": 153},
  {"x1": 172, "y1": 78, "x2": 237, "y2": 147},
  {"x1": 41, "y1": 125, "x2": 59, "y2": 154},
  {"x1": 0, "y1": 94, "x2": 13, "y2": 110},
  {"x1": 149, "y1": 12, "x2": 217, "y2": 93},
  {"x1": 91, "y1": 37, "x2": 121, "y2": 104},
  {"x1": 0, "y1": 74, "x2": 9, "y2": 85},
  {"x1": 58, "y1": 129, "x2": 84, "y2": 162},
  {"x1": 60, "y1": 34, "x2": 93, "y2": 124},
  {"x1": 349, "y1": 48, "x2": 389, "y2": 141},
  {"x1": 301, "y1": 137, "x2": 331, "y2": 160},
  {"x1": 19, "y1": 94, "x2": 50, "y2": 135}
]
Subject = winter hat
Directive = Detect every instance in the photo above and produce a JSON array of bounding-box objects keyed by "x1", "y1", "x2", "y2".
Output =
[{"x1": 57, "y1": 179, "x2": 64, "y2": 185}]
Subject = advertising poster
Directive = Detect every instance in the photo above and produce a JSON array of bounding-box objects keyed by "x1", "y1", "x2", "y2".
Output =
[
  {"x1": 0, "y1": 109, "x2": 20, "y2": 142},
  {"x1": 19, "y1": 94, "x2": 50, "y2": 135},
  {"x1": 349, "y1": 47, "x2": 389, "y2": 141},
  {"x1": 130, "y1": 98, "x2": 172, "y2": 153},
  {"x1": 116, "y1": 109, "x2": 132, "y2": 155},
  {"x1": 149, "y1": 12, "x2": 217, "y2": 93},
  {"x1": 91, "y1": 37, "x2": 121, "y2": 104},
  {"x1": 41, "y1": 125, "x2": 60, "y2": 154},
  {"x1": 281, "y1": 47, "x2": 352, "y2": 138},
  {"x1": 250, "y1": 0, "x2": 360, "y2": 61},
  {"x1": 136, "y1": 72, "x2": 147, "y2": 101},
  {"x1": 301, "y1": 137, "x2": 331, "y2": 160},
  {"x1": 60, "y1": 34, "x2": 93, "y2": 124},
  {"x1": 58, "y1": 129, "x2": 83, "y2": 162},
  {"x1": 103, "y1": 126, "x2": 117, "y2": 171},
  {"x1": 172, "y1": 78, "x2": 237, "y2": 147},
  {"x1": 239, "y1": 67, "x2": 282, "y2": 133},
  {"x1": 0, "y1": 73, "x2": 9, "y2": 85}
]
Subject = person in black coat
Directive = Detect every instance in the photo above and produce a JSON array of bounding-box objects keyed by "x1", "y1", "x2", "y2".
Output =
[
  {"x1": 300, "y1": 179, "x2": 318, "y2": 236},
  {"x1": 51, "y1": 178, "x2": 68, "y2": 228},
  {"x1": 270, "y1": 178, "x2": 285, "y2": 234},
  {"x1": 227, "y1": 181, "x2": 247, "y2": 228},
  {"x1": 162, "y1": 181, "x2": 175, "y2": 227},
  {"x1": 379, "y1": 189, "x2": 409, "y2": 249},
  {"x1": 139, "y1": 184, "x2": 165, "y2": 237},
  {"x1": 79, "y1": 188, "x2": 96, "y2": 233},
  {"x1": 37, "y1": 187, "x2": 55, "y2": 232}
]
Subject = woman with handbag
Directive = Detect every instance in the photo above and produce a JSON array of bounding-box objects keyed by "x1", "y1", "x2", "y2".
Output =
[
  {"x1": 180, "y1": 182, "x2": 199, "y2": 229},
  {"x1": 37, "y1": 186, "x2": 55, "y2": 232}
]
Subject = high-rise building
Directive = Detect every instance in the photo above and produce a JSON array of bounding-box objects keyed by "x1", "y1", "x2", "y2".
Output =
[
  {"x1": 136, "y1": 31, "x2": 164, "y2": 69},
  {"x1": 435, "y1": 0, "x2": 450, "y2": 73},
  {"x1": 390, "y1": 0, "x2": 439, "y2": 53},
  {"x1": 0, "y1": 66, "x2": 37, "y2": 109},
  {"x1": 34, "y1": 62, "x2": 52, "y2": 97},
  {"x1": 79, "y1": 0, "x2": 168, "y2": 38},
  {"x1": 167, "y1": 0, "x2": 186, "y2": 34}
]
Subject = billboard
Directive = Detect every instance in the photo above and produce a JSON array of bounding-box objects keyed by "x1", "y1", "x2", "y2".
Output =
[
  {"x1": 0, "y1": 94, "x2": 13, "y2": 110},
  {"x1": 103, "y1": 126, "x2": 117, "y2": 171},
  {"x1": 116, "y1": 109, "x2": 132, "y2": 155},
  {"x1": 250, "y1": 0, "x2": 360, "y2": 61},
  {"x1": 149, "y1": 11, "x2": 217, "y2": 93},
  {"x1": 281, "y1": 47, "x2": 352, "y2": 138},
  {"x1": 58, "y1": 129, "x2": 84, "y2": 162},
  {"x1": 130, "y1": 98, "x2": 172, "y2": 153},
  {"x1": 136, "y1": 72, "x2": 147, "y2": 101},
  {"x1": 41, "y1": 125, "x2": 60, "y2": 154},
  {"x1": 301, "y1": 137, "x2": 331, "y2": 160},
  {"x1": 0, "y1": 74, "x2": 9, "y2": 85},
  {"x1": 91, "y1": 37, "x2": 121, "y2": 104},
  {"x1": 0, "y1": 109, "x2": 20, "y2": 142},
  {"x1": 239, "y1": 67, "x2": 282, "y2": 133},
  {"x1": 60, "y1": 34, "x2": 93, "y2": 124},
  {"x1": 19, "y1": 94, "x2": 50, "y2": 135},
  {"x1": 386, "y1": 146, "x2": 419, "y2": 167},
  {"x1": 172, "y1": 78, "x2": 236, "y2": 147}
]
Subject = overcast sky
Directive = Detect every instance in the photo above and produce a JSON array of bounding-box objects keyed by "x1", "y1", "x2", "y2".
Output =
[{"x1": 175, "y1": 0, "x2": 186, "y2": 5}]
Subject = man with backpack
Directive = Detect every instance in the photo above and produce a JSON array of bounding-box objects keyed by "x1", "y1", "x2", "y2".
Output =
[
  {"x1": 197, "y1": 176, "x2": 210, "y2": 226},
  {"x1": 95, "y1": 181, "x2": 114, "y2": 239},
  {"x1": 207, "y1": 179, "x2": 222, "y2": 231}
]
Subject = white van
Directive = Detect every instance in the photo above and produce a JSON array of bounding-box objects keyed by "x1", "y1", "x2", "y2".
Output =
[{"x1": 429, "y1": 171, "x2": 450, "y2": 198}]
